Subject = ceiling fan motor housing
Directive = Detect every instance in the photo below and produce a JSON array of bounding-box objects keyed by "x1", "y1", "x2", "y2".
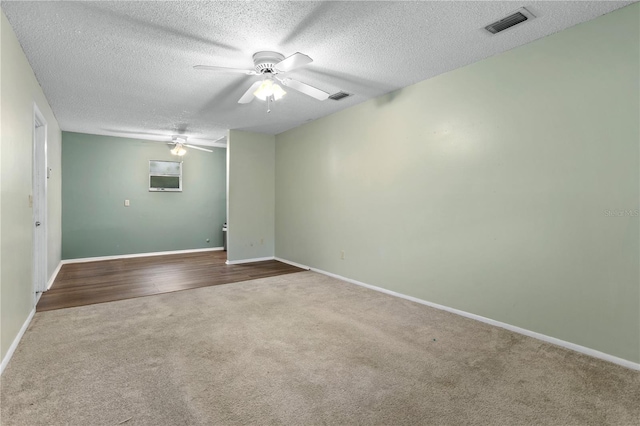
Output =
[{"x1": 252, "y1": 51, "x2": 285, "y2": 74}]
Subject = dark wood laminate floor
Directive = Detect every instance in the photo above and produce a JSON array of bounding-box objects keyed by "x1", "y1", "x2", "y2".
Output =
[{"x1": 37, "y1": 251, "x2": 306, "y2": 312}]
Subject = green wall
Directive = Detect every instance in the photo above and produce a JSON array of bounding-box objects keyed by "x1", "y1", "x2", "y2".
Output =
[
  {"x1": 227, "y1": 130, "x2": 275, "y2": 262},
  {"x1": 62, "y1": 132, "x2": 226, "y2": 259},
  {"x1": 275, "y1": 5, "x2": 640, "y2": 363},
  {"x1": 1, "y1": 10, "x2": 62, "y2": 363}
]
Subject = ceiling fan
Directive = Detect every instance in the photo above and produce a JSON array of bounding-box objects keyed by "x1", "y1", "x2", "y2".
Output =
[
  {"x1": 169, "y1": 136, "x2": 222, "y2": 156},
  {"x1": 194, "y1": 51, "x2": 330, "y2": 111}
]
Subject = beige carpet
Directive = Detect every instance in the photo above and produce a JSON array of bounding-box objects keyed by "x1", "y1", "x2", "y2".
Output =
[{"x1": 1, "y1": 271, "x2": 638, "y2": 425}]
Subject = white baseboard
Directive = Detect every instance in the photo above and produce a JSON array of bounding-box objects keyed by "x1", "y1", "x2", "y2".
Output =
[
  {"x1": 47, "y1": 261, "x2": 63, "y2": 290},
  {"x1": 274, "y1": 257, "x2": 640, "y2": 371},
  {"x1": 62, "y1": 247, "x2": 224, "y2": 265},
  {"x1": 226, "y1": 256, "x2": 275, "y2": 265},
  {"x1": 1, "y1": 307, "x2": 36, "y2": 376},
  {"x1": 274, "y1": 258, "x2": 310, "y2": 270}
]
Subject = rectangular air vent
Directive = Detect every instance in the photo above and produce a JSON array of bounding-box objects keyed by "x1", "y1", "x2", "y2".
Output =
[
  {"x1": 328, "y1": 91, "x2": 352, "y2": 101},
  {"x1": 485, "y1": 7, "x2": 535, "y2": 34}
]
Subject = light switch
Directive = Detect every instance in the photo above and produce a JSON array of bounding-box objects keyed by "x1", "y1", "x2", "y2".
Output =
[{"x1": 124, "y1": 199, "x2": 130, "y2": 207}]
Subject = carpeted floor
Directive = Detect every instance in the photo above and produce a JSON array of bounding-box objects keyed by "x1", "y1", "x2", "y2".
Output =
[{"x1": 1, "y1": 271, "x2": 638, "y2": 425}]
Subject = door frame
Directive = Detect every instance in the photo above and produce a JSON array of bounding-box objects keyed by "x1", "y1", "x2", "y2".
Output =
[{"x1": 32, "y1": 103, "x2": 48, "y2": 304}]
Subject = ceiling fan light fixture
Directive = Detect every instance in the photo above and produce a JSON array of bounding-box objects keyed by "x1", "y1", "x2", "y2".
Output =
[
  {"x1": 253, "y1": 78, "x2": 286, "y2": 101},
  {"x1": 271, "y1": 83, "x2": 286, "y2": 101},
  {"x1": 171, "y1": 143, "x2": 187, "y2": 156}
]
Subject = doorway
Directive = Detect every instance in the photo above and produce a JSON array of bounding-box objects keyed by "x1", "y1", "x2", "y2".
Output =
[{"x1": 32, "y1": 104, "x2": 48, "y2": 303}]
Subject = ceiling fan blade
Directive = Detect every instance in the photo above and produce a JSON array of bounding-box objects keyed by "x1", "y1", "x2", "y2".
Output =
[
  {"x1": 238, "y1": 81, "x2": 263, "y2": 104},
  {"x1": 187, "y1": 136, "x2": 227, "y2": 148},
  {"x1": 281, "y1": 78, "x2": 329, "y2": 100},
  {"x1": 194, "y1": 65, "x2": 257, "y2": 75},
  {"x1": 185, "y1": 144, "x2": 213, "y2": 153},
  {"x1": 274, "y1": 52, "x2": 313, "y2": 73}
]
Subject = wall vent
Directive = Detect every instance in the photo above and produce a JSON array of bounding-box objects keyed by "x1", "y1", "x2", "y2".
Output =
[
  {"x1": 328, "y1": 91, "x2": 352, "y2": 101},
  {"x1": 485, "y1": 7, "x2": 535, "y2": 34}
]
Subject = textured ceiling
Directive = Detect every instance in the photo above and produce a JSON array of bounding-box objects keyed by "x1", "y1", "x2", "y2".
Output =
[{"x1": 1, "y1": 1, "x2": 634, "y2": 146}]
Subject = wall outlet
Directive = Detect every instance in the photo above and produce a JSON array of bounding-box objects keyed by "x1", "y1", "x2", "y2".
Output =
[
  {"x1": 28, "y1": 195, "x2": 33, "y2": 208},
  {"x1": 124, "y1": 199, "x2": 130, "y2": 207},
  {"x1": 341, "y1": 250, "x2": 345, "y2": 260}
]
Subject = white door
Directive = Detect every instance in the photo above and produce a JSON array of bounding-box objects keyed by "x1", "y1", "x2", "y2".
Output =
[{"x1": 33, "y1": 104, "x2": 48, "y2": 300}]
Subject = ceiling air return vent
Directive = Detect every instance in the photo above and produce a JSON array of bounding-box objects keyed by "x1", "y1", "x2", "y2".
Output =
[
  {"x1": 328, "y1": 91, "x2": 352, "y2": 101},
  {"x1": 485, "y1": 7, "x2": 535, "y2": 34}
]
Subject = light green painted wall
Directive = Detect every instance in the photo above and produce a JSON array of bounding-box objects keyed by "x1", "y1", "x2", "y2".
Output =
[
  {"x1": 276, "y1": 5, "x2": 640, "y2": 363},
  {"x1": 1, "y1": 10, "x2": 62, "y2": 362},
  {"x1": 227, "y1": 130, "x2": 275, "y2": 262},
  {"x1": 62, "y1": 132, "x2": 226, "y2": 259}
]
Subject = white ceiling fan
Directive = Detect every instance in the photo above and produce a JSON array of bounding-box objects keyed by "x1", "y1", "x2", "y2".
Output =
[
  {"x1": 101, "y1": 129, "x2": 226, "y2": 154},
  {"x1": 168, "y1": 135, "x2": 223, "y2": 156},
  {"x1": 194, "y1": 51, "x2": 330, "y2": 111}
]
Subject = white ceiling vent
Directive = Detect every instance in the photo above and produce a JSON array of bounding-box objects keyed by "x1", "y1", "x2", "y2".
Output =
[
  {"x1": 485, "y1": 7, "x2": 536, "y2": 34},
  {"x1": 328, "y1": 91, "x2": 352, "y2": 101}
]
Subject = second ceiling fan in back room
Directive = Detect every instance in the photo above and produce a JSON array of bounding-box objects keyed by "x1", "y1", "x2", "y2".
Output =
[
  {"x1": 168, "y1": 136, "x2": 216, "y2": 156},
  {"x1": 194, "y1": 51, "x2": 331, "y2": 112}
]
